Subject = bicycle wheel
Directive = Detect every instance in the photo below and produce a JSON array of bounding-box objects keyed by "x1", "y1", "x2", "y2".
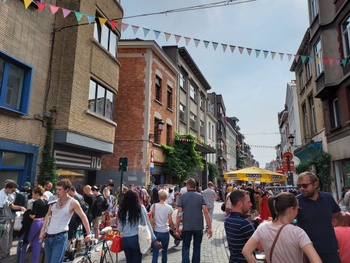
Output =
[{"x1": 99, "y1": 241, "x2": 116, "y2": 263}]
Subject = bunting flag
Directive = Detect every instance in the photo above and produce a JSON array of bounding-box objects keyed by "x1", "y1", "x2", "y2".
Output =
[{"x1": 6, "y1": 0, "x2": 350, "y2": 66}]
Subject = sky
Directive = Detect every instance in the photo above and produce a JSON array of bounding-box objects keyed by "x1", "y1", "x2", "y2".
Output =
[{"x1": 120, "y1": 0, "x2": 309, "y2": 167}]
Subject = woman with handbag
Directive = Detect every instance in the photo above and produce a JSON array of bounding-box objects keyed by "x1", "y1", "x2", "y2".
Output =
[
  {"x1": 242, "y1": 192, "x2": 322, "y2": 263},
  {"x1": 118, "y1": 190, "x2": 161, "y2": 263},
  {"x1": 150, "y1": 189, "x2": 176, "y2": 263}
]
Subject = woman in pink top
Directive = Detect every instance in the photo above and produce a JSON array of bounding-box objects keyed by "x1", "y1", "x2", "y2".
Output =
[
  {"x1": 242, "y1": 192, "x2": 321, "y2": 263},
  {"x1": 332, "y1": 217, "x2": 350, "y2": 263}
]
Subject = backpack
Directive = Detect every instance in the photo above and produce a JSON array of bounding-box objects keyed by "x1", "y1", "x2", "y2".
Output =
[
  {"x1": 72, "y1": 195, "x2": 89, "y2": 215},
  {"x1": 101, "y1": 195, "x2": 109, "y2": 211}
]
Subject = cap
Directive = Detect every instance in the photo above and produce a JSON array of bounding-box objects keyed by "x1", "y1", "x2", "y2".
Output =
[
  {"x1": 91, "y1": 186, "x2": 100, "y2": 191},
  {"x1": 247, "y1": 183, "x2": 252, "y2": 186},
  {"x1": 23, "y1": 182, "x2": 31, "y2": 188}
]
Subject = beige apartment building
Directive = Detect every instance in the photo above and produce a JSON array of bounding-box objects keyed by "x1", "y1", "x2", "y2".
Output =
[{"x1": 0, "y1": 0, "x2": 123, "y2": 188}]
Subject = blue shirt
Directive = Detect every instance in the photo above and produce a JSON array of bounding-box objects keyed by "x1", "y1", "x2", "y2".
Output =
[
  {"x1": 297, "y1": 191, "x2": 340, "y2": 254},
  {"x1": 224, "y1": 211, "x2": 255, "y2": 263}
]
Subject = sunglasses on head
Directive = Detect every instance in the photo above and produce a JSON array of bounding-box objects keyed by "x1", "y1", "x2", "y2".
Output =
[{"x1": 297, "y1": 183, "x2": 313, "y2": 189}]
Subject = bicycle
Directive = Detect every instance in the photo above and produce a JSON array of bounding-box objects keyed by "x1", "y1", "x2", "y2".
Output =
[{"x1": 74, "y1": 238, "x2": 116, "y2": 263}]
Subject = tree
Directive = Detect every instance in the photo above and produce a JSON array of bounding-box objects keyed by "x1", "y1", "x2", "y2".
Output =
[
  {"x1": 208, "y1": 162, "x2": 220, "y2": 182},
  {"x1": 37, "y1": 117, "x2": 59, "y2": 187},
  {"x1": 236, "y1": 146, "x2": 245, "y2": 169},
  {"x1": 162, "y1": 133, "x2": 204, "y2": 185}
]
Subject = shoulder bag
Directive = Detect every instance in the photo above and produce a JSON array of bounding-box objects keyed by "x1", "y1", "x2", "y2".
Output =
[
  {"x1": 138, "y1": 208, "x2": 152, "y2": 254},
  {"x1": 269, "y1": 224, "x2": 287, "y2": 263}
]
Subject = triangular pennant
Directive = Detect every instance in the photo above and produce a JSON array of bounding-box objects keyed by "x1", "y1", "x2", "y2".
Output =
[
  {"x1": 255, "y1": 49, "x2": 261, "y2": 57},
  {"x1": 301, "y1": 55, "x2": 307, "y2": 63},
  {"x1": 246, "y1": 48, "x2": 252, "y2": 55},
  {"x1": 74, "y1": 11, "x2": 83, "y2": 21},
  {"x1": 308, "y1": 56, "x2": 314, "y2": 62},
  {"x1": 329, "y1": 58, "x2": 334, "y2": 66},
  {"x1": 342, "y1": 59, "x2": 347, "y2": 67},
  {"x1": 323, "y1": 58, "x2": 328, "y2": 65},
  {"x1": 131, "y1": 25, "x2": 139, "y2": 35},
  {"x1": 238, "y1": 46, "x2": 244, "y2": 54},
  {"x1": 164, "y1": 32, "x2": 171, "y2": 41},
  {"x1": 110, "y1": 20, "x2": 118, "y2": 30},
  {"x1": 142, "y1": 28, "x2": 150, "y2": 37},
  {"x1": 98, "y1": 17, "x2": 107, "y2": 27},
  {"x1": 174, "y1": 34, "x2": 182, "y2": 44},
  {"x1": 194, "y1": 38, "x2": 200, "y2": 47},
  {"x1": 212, "y1": 42, "x2": 218, "y2": 50},
  {"x1": 49, "y1": 5, "x2": 59, "y2": 14},
  {"x1": 23, "y1": 0, "x2": 32, "y2": 9},
  {"x1": 184, "y1": 37, "x2": 191, "y2": 46},
  {"x1": 121, "y1": 23, "x2": 129, "y2": 32},
  {"x1": 153, "y1": 30, "x2": 161, "y2": 39},
  {"x1": 271, "y1": 52, "x2": 276, "y2": 60},
  {"x1": 229, "y1": 45, "x2": 235, "y2": 53},
  {"x1": 203, "y1": 40, "x2": 210, "y2": 49},
  {"x1": 287, "y1": 54, "x2": 293, "y2": 61},
  {"x1": 221, "y1": 44, "x2": 227, "y2": 52},
  {"x1": 37, "y1": 2, "x2": 46, "y2": 12},
  {"x1": 279, "y1": 53, "x2": 284, "y2": 60},
  {"x1": 295, "y1": 55, "x2": 300, "y2": 62},
  {"x1": 263, "y1": 50, "x2": 269, "y2": 58},
  {"x1": 86, "y1": 14, "x2": 95, "y2": 24},
  {"x1": 62, "y1": 8, "x2": 71, "y2": 18},
  {"x1": 336, "y1": 59, "x2": 341, "y2": 66}
]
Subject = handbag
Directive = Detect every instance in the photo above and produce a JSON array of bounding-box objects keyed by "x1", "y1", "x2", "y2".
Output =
[
  {"x1": 149, "y1": 204, "x2": 156, "y2": 230},
  {"x1": 110, "y1": 235, "x2": 123, "y2": 253},
  {"x1": 269, "y1": 224, "x2": 287, "y2": 263},
  {"x1": 138, "y1": 208, "x2": 152, "y2": 254}
]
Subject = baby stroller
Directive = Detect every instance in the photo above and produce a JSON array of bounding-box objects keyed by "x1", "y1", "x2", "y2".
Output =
[{"x1": 170, "y1": 229, "x2": 182, "y2": 246}]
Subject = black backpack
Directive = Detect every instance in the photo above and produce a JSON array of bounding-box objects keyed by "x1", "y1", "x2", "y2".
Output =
[
  {"x1": 100, "y1": 195, "x2": 109, "y2": 211},
  {"x1": 72, "y1": 195, "x2": 89, "y2": 215}
]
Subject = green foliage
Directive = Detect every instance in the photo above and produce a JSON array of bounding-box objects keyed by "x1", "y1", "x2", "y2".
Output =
[
  {"x1": 296, "y1": 151, "x2": 332, "y2": 192},
  {"x1": 208, "y1": 162, "x2": 220, "y2": 182},
  {"x1": 37, "y1": 117, "x2": 59, "y2": 187},
  {"x1": 236, "y1": 147, "x2": 245, "y2": 169},
  {"x1": 162, "y1": 133, "x2": 204, "y2": 185}
]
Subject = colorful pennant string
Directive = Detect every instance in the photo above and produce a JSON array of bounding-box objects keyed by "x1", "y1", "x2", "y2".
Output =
[{"x1": 6, "y1": 0, "x2": 350, "y2": 66}]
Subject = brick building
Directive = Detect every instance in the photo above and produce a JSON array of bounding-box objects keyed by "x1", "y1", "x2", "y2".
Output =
[{"x1": 101, "y1": 40, "x2": 178, "y2": 186}]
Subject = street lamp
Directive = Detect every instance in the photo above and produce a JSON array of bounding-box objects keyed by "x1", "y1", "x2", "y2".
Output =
[
  {"x1": 288, "y1": 134, "x2": 295, "y2": 146},
  {"x1": 149, "y1": 120, "x2": 165, "y2": 141}
]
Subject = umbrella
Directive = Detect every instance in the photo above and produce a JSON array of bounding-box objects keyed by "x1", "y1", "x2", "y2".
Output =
[{"x1": 224, "y1": 166, "x2": 286, "y2": 183}]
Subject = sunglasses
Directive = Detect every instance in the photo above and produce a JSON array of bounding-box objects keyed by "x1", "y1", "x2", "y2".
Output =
[{"x1": 297, "y1": 183, "x2": 313, "y2": 189}]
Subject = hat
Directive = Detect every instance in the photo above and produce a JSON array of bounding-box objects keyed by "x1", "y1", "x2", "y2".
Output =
[
  {"x1": 247, "y1": 183, "x2": 252, "y2": 186},
  {"x1": 23, "y1": 182, "x2": 31, "y2": 188},
  {"x1": 91, "y1": 186, "x2": 100, "y2": 191}
]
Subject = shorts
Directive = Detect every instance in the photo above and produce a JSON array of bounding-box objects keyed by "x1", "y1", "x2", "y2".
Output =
[{"x1": 92, "y1": 216, "x2": 102, "y2": 229}]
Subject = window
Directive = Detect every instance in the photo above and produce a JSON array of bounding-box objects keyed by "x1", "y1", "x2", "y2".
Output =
[
  {"x1": 88, "y1": 79, "x2": 114, "y2": 120},
  {"x1": 155, "y1": 76, "x2": 162, "y2": 102},
  {"x1": 190, "y1": 83, "x2": 197, "y2": 102},
  {"x1": 94, "y1": 16, "x2": 118, "y2": 57},
  {"x1": 306, "y1": 61, "x2": 311, "y2": 81},
  {"x1": 314, "y1": 40, "x2": 323, "y2": 76},
  {"x1": 302, "y1": 103, "x2": 309, "y2": 138},
  {"x1": 308, "y1": 96, "x2": 317, "y2": 134},
  {"x1": 299, "y1": 70, "x2": 304, "y2": 91},
  {"x1": 166, "y1": 124, "x2": 172, "y2": 145},
  {"x1": 330, "y1": 98, "x2": 341, "y2": 128},
  {"x1": 190, "y1": 112, "x2": 197, "y2": 130},
  {"x1": 311, "y1": 0, "x2": 318, "y2": 21},
  {"x1": 154, "y1": 118, "x2": 161, "y2": 143},
  {"x1": 167, "y1": 86, "x2": 172, "y2": 109},
  {"x1": 208, "y1": 121, "x2": 212, "y2": 139},
  {"x1": 200, "y1": 94, "x2": 205, "y2": 110},
  {"x1": 342, "y1": 17, "x2": 350, "y2": 57},
  {"x1": 0, "y1": 52, "x2": 33, "y2": 115},
  {"x1": 179, "y1": 72, "x2": 186, "y2": 91},
  {"x1": 179, "y1": 104, "x2": 185, "y2": 122},
  {"x1": 200, "y1": 120, "x2": 204, "y2": 135}
]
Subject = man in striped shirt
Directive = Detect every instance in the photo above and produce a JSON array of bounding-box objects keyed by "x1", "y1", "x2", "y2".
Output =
[{"x1": 224, "y1": 189, "x2": 255, "y2": 263}]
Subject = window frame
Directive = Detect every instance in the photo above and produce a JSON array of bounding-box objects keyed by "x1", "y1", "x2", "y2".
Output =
[
  {"x1": 166, "y1": 124, "x2": 172, "y2": 145},
  {"x1": 88, "y1": 79, "x2": 114, "y2": 120},
  {"x1": 190, "y1": 111, "x2": 197, "y2": 130},
  {"x1": 155, "y1": 76, "x2": 162, "y2": 102},
  {"x1": 330, "y1": 98, "x2": 341, "y2": 129},
  {"x1": 0, "y1": 51, "x2": 33, "y2": 115},
  {"x1": 94, "y1": 16, "x2": 119, "y2": 57},
  {"x1": 314, "y1": 40, "x2": 323, "y2": 76},
  {"x1": 200, "y1": 120, "x2": 204, "y2": 135},
  {"x1": 342, "y1": 17, "x2": 350, "y2": 58},
  {"x1": 167, "y1": 85, "x2": 172, "y2": 109},
  {"x1": 308, "y1": 95, "x2": 317, "y2": 134},
  {"x1": 190, "y1": 83, "x2": 197, "y2": 102},
  {"x1": 179, "y1": 103, "x2": 185, "y2": 122},
  {"x1": 311, "y1": 0, "x2": 318, "y2": 21},
  {"x1": 302, "y1": 103, "x2": 309, "y2": 138}
]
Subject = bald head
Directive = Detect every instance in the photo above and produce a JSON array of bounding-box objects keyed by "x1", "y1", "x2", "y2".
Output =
[{"x1": 83, "y1": 185, "x2": 92, "y2": 195}]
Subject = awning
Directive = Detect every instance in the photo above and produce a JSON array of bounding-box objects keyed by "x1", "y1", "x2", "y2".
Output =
[
  {"x1": 293, "y1": 141, "x2": 323, "y2": 163},
  {"x1": 57, "y1": 169, "x2": 84, "y2": 178}
]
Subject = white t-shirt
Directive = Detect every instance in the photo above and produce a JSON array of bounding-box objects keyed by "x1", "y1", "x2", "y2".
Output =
[
  {"x1": 252, "y1": 222, "x2": 312, "y2": 263},
  {"x1": 203, "y1": 187, "x2": 216, "y2": 209},
  {"x1": 43, "y1": 191, "x2": 53, "y2": 201},
  {"x1": 180, "y1": 187, "x2": 187, "y2": 195},
  {"x1": 166, "y1": 193, "x2": 174, "y2": 205},
  {"x1": 151, "y1": 203, "x2": 173, "y2": 233},
  {"x1": 0, "y1": 189, "x2": 14, "y2": 208}
]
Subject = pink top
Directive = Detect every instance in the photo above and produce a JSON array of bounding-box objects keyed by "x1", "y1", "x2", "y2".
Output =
[{"x1": 334, "y1": 226, "x2": 350, "y2": 263}]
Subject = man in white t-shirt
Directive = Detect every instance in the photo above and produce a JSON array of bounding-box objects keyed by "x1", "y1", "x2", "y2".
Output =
[{"x1": 43, "y1": 181, "x2": 53, "y2": 201}]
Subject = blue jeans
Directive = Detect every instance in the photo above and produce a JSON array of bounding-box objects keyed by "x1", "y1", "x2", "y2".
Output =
[
  {"x1": 44, "y1": 232, "x2": 68, "y2": 263},
  {"x1": 181, "y1": 230, "x2": 203, "y2": 263},
  {"x1": 122, "y1": 234, "x2": 142, "y2": 263},
  {"x1": 152, "y1": 231, "x2": 170, "y2": 263}
]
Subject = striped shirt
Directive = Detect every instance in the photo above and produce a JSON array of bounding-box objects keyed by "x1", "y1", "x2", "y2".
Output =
[{"x1": 224, "y1": 211, "x2": 255, "y2": 263}]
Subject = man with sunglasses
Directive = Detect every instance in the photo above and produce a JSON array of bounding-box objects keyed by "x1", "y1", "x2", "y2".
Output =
[{"x1": 296, "y1": 171, "x2": 350, "y2": 263}]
